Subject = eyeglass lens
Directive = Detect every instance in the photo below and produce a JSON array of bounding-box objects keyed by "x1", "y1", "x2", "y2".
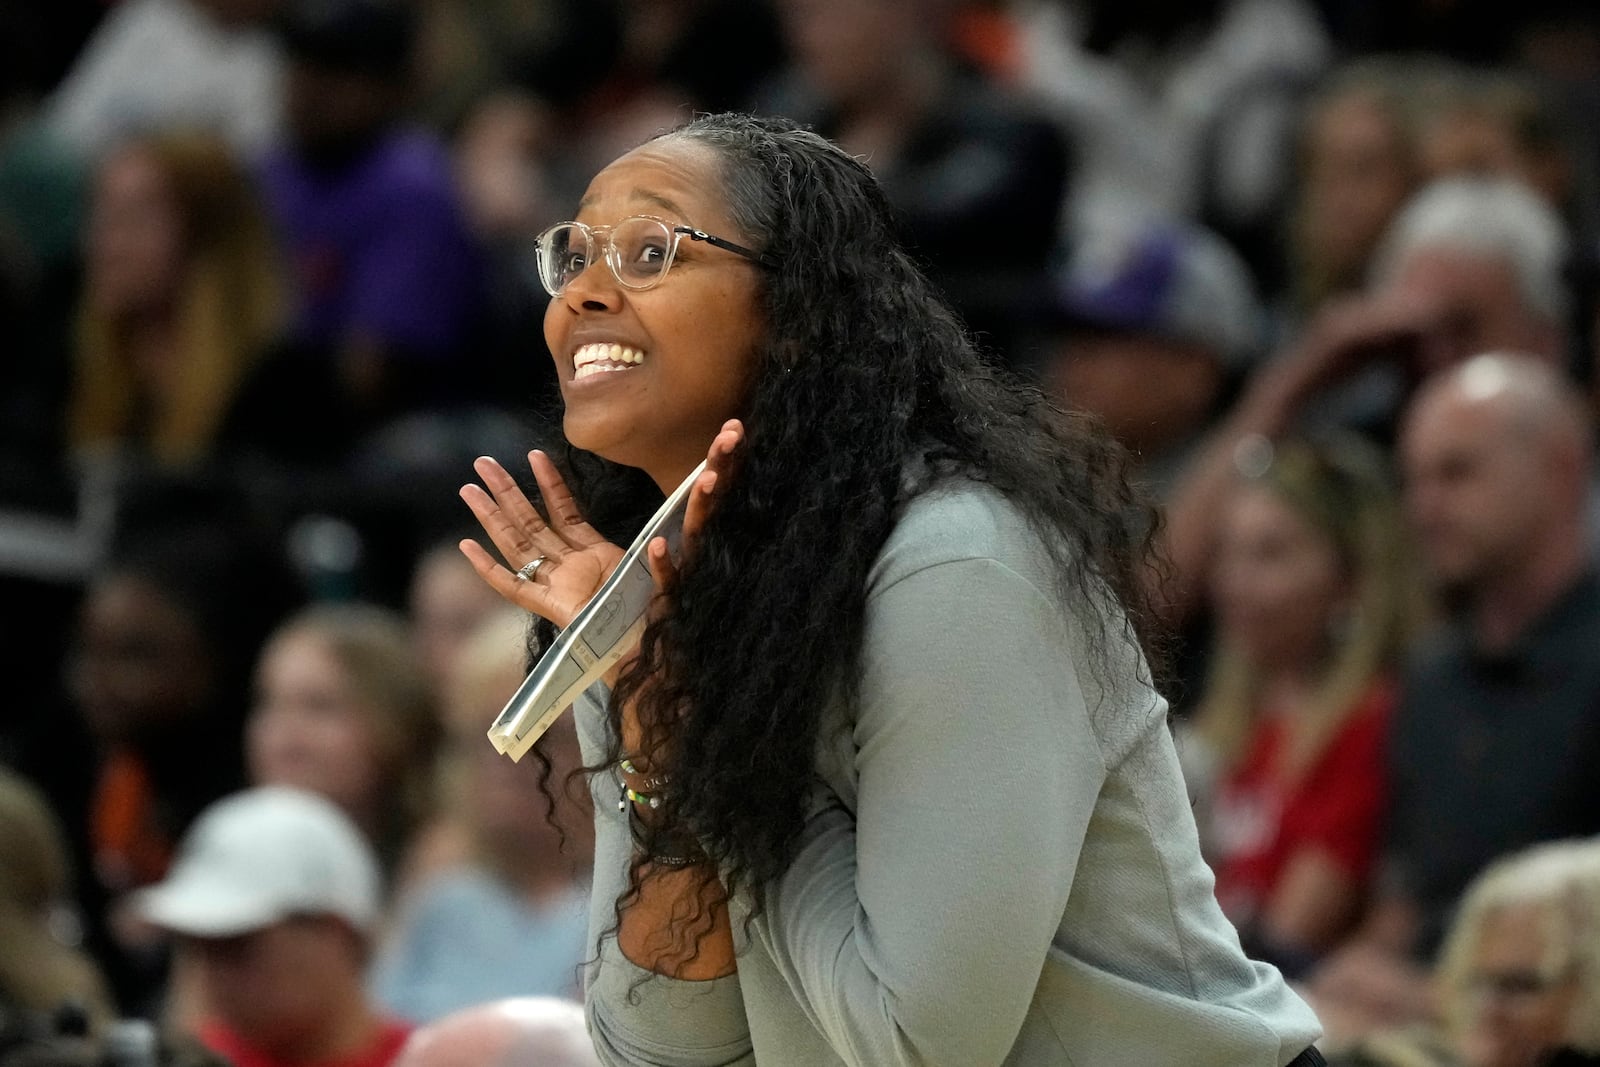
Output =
[{"x1": 539, "y1": 217, "x2": 676, "y2": 296}]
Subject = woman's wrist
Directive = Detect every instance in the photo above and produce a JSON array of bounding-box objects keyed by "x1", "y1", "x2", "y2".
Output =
[{"x1": 617, "y1": 765, "x2": 705, "y2": 867}]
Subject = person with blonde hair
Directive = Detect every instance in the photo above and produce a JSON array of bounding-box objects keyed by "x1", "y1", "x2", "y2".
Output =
[
  {"x1": 1435, "y1": 840, "x2": 1600, "y2": 1067},
  {"x1": 69, "y1": 130, "x2": 283, "y2": 468},
  {"x1": 0, "y1": 769, "x2": 112, "y2": 1029},
  {"x1": 247, "y1": 603, "x2": 438, "y2": 874},
  {"x1": 1190, "y1": 434, "x2": 1419, "y2": 972},
  {"x1": 1327, "y1": 840, "x2": 1600, "y2": 1067},
  {"x1": 375, "y1": 608, "x2": 591, "y2": 1022}
]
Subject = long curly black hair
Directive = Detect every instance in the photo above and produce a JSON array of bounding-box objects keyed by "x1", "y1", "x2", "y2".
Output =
[{"x1": 547, "y1": 113, "x2": 1163, "y2": 963}]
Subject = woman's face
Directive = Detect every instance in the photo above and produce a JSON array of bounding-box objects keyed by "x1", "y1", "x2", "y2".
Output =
[
  {"x1": 86, "y1": 145, "x2": 186, "y2": 319},
  {"x1": 1458, "y1": 903, "x2": 1578, "y2": 1067},
  {"x1": 1301, "y1": 93, "x2": 1413, "y2": 286},
  {"x1": 247, "y1": 630, "x2": 385, "y2": 827},
  {"x1": 71, "y1": 575, "x2": 215, "y2": 744},
  {"x1": 1210, "y1": 484, "x2": 1348, "y2": 672},
  {"x1": 543, "y1": 137, "x2": 767, "y2": 489}
]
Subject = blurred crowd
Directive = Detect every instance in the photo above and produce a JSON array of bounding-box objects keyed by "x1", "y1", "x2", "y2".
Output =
[{"x1": 2, "y1": 0, "x2": 1600, "y2": 1065}]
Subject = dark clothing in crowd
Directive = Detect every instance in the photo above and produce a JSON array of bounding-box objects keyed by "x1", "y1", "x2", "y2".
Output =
[
  {"x1": 259, "y1": 127, "x2": 483, "y2": 361},
  {"x1": 756, "y1": 71, "x2": 1068, "y2": 363},
  {"x1": 1385, "y1": 571, "x2": 1600, "y2": 958}
]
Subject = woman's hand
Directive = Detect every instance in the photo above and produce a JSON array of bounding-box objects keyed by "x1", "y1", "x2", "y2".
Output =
[
  {"x1": 644, "y1": 420, "x2": 744, "y2": 596},
  {"x1": 620, "y1": 420, "x2": 744, "y2": 760},
  {"x1": 457, "y1": 449, "x2": 624, "y2": 629}
]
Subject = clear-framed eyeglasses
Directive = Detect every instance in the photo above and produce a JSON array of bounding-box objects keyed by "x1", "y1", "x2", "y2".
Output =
[{"x1": 532, "y1": 214, "x2": 771, "y2": 297}]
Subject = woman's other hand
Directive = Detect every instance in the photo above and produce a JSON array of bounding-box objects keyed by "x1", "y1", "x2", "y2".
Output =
[
  {"x1": 645, "y1": 419, "x2": 744, "y2": 594},
  {"x1": 458, "y1": 449, "x2": 624, "y2": 629}
]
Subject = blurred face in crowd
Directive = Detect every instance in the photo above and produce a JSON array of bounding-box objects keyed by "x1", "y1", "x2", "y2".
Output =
[
  {"x1": 283, "y1": 62, "x2": 404, "y2": 161},
  {"x1": 780, "y1": 0, "x2": 922, "y2": 107},
  {"x1": 1210, "y1": 484, "x2": 1348, "y2": 673},
  {"x1": 544, "y1": 137, "x2": 766, "y2": 488},
  {"x1": 86, "y1": 145, "x2": 186, "y2": 320},
  {"x1": 409, "y1": 547, "x2": 506, "y2": 698},
  {"x1": 1299, "y1": 91, "x2": 1414, "y2": 290},
  {"x1": 1384, "y1": 247, "x2": 1560, "y2": 372},
  {"x1": 248, "y1": 629, "x2": 385, "y2": 829},
  {"x1": 182, "y1": 916, "x2": 363, "y2": 1055},
  {"x1": 71, "y1": 575, "x2": 215, "y2": 744},
  {"x1": 1456, "y1": 903, "x2": 1579, "y2": 1067},
  {"x1": 1046, "y1": 332, "x2": 1223, "y2": 457},
  {"x1": 1400, "y1": 387, "x2": 1554, "y2": 596}
]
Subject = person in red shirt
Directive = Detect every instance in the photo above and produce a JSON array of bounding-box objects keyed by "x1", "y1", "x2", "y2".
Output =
[
  {"x1": 1188, "y1": 435, "x2": 1422, "y2": 975},
  {"x1": 132, "y1": 786, "x2": 411, "y2": 1067}
]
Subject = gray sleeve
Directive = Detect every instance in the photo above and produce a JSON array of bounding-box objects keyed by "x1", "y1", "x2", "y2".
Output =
[
  {"x1": 573, "y1": 687, "x2": 755, "y2": 1066},
  {"x1": 744, "y1": 557, "x2": 1111, "y2": 1066}
]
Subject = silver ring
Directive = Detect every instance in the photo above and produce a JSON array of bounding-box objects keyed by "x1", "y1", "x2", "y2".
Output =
[{"x1": 514, "y1": 556, "x2": 548, "y2": 583}]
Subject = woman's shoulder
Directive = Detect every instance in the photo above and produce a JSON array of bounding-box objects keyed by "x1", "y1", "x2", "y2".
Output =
[{"x1": 871, "y1": 477, "x2": 1053, "y2": 595}]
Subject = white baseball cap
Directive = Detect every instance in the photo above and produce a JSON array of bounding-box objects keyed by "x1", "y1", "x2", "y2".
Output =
[{"x1": 133, "y1": 786, "x2": 380, "y2": 939}]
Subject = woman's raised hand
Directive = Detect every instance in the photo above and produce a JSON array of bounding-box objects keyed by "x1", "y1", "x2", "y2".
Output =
[
  {"x1": 458, "y1": 449, "x2": 624, "y2": 629},
  {"x1": 646, "y1": 420, "x2": 743, "y2": 593}
]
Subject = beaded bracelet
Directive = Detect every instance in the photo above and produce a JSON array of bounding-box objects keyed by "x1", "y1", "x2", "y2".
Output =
[
  {"x1": 619, "y1": 780, "x2": 701, "y2": 867},
  {"x1": 620, "y1": 757, "x2": 671, "y2": 793}
]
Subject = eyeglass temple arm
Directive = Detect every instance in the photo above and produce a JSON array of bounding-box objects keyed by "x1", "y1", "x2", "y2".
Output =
[{"x1": 679, "y1": 227, "x2": 776, "y2": 269}]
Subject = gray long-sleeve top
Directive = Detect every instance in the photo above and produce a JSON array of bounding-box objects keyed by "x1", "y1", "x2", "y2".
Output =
[{"x1": 574, "y1": 480, "x2": 1322, "y2": 1065}]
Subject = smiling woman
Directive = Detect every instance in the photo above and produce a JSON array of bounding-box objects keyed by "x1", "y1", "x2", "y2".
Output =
[{"x1": 458, "y1": 113, "x2": 1325, "y2": 1066}]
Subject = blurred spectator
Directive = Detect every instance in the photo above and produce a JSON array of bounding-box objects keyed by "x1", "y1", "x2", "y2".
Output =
[
  {"x1": 1034, "y1": 217, "x2": 1264, "y2": 494},
  {"x1": 390, "y1": 997, "x2": 598, "y2": 1067},
  {"x1": 0, "y1": 3, "x2": 92, "y2": 482},
  {"x1": 235, "y1": 0, "x2": 485, "y2": 460},
  {"x1": 1287, "y1": 58, "x2": 1423, "y2": 321},
  {"x1": 1411, "y1": 65, "x2": 1600, "y2": 260},
  {"x1": 1436, "y1": 840, "x2": 1600, "y2": 1067},
  {"x1": 1327, "y1": 839, "x2": 1600, "y2": 1066},
  {"x1": 48, "y1": 513, "x2": 299, "y2": 1011},
  {"x1": 1380, "y1": 354, "x2": 1599, "y2": 958},
  {"x1": 406, "y1": 539, "x2": 506, "y2": 706},
  {"x1": 757, "y1": 0, "x2": 1068, "y2": 361},
  {"x1": 247, "y1": 604, "x2": 438, "y2": 875},
  {"x1": 132, "y1": 787, "x2": 411, "y2": 1067},
  {"x1": 70, "y1": 132, "x2": 283, "y2": 470},
  {"x1": 1186, "y1": 436, "x2": 1417, "y2": 974},
  {"x1": 492, "y1": 0, "x2": 783, "y2": 208},
  {"x1": 1012, "y1": 0, "x2": 1329, "y2": 282},
  {"x1": 1309, "y1": 354, "x2": 1600, "y2": 1047},
  {"x1": 0, "y1": 769, "x2": 112, "y2": 1032},
  {"x1": 375, "y1": 609, "x2": 590, "y2": 1022},
  {"x1": 44, "y1": 0, "x2": 285, "y2": 160},
  {"x1": 1158, "y1": 174, "x2": 1572, "y2": 625}
]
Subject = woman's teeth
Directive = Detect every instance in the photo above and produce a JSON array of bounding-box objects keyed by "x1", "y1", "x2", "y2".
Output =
[{"x1": 573, "y1": 343, "x2": 646, "y2": 381}]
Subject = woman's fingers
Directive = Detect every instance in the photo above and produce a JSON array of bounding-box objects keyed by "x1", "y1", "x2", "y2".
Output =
[
  {"x1": 647, "y1": 536, "x2": 677, "y2": 599},
  {"x1": 459, "y1": 484, "x2": 551, "y2": 573},
  {"x1": 458, "y1": 536, "x2": 551, "y2": 616},
  {"x1": 681, "y1": 420, "x2": 742, "y2": 551},
  {"x1": 464, "y1": 455, "x2": 565, "y2": 563},
  {"x1": 529, "y1": 450, "x2": 607, "y2": 547},
  {"x1": 679, "y1": 469, "x2": 720, "y2": 557}
]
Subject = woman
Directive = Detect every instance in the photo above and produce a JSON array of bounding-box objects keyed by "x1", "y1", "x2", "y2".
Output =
[
  {"x1": 1190, "y1": 437, "x2": 1418, "y2": 972},
  {"x1": 70, "y1": 131, "x2": 282, "y2": 468},
  {"x1": 376, "y1": 608, "x2": 592, "y2": 1021},
  {"x1": 1288, "y1": 59, "x2": 1422, "y2": 319},
  {"x1": 459, "y1": 113, "x2": 1322, "y2": 1064},
  {"x1": 1435, "y1": 840, "x2": 1600, "y2": 1067},
  {"x1": 247, "y1": 603, "x2": 438, "y2": 876},
  {"x1": 0, "y1": 768, "x2": 112, "y2": 1030},
  {"x1": 1328, "y1": 839, "x2": 1600, "y2": 1067}
]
